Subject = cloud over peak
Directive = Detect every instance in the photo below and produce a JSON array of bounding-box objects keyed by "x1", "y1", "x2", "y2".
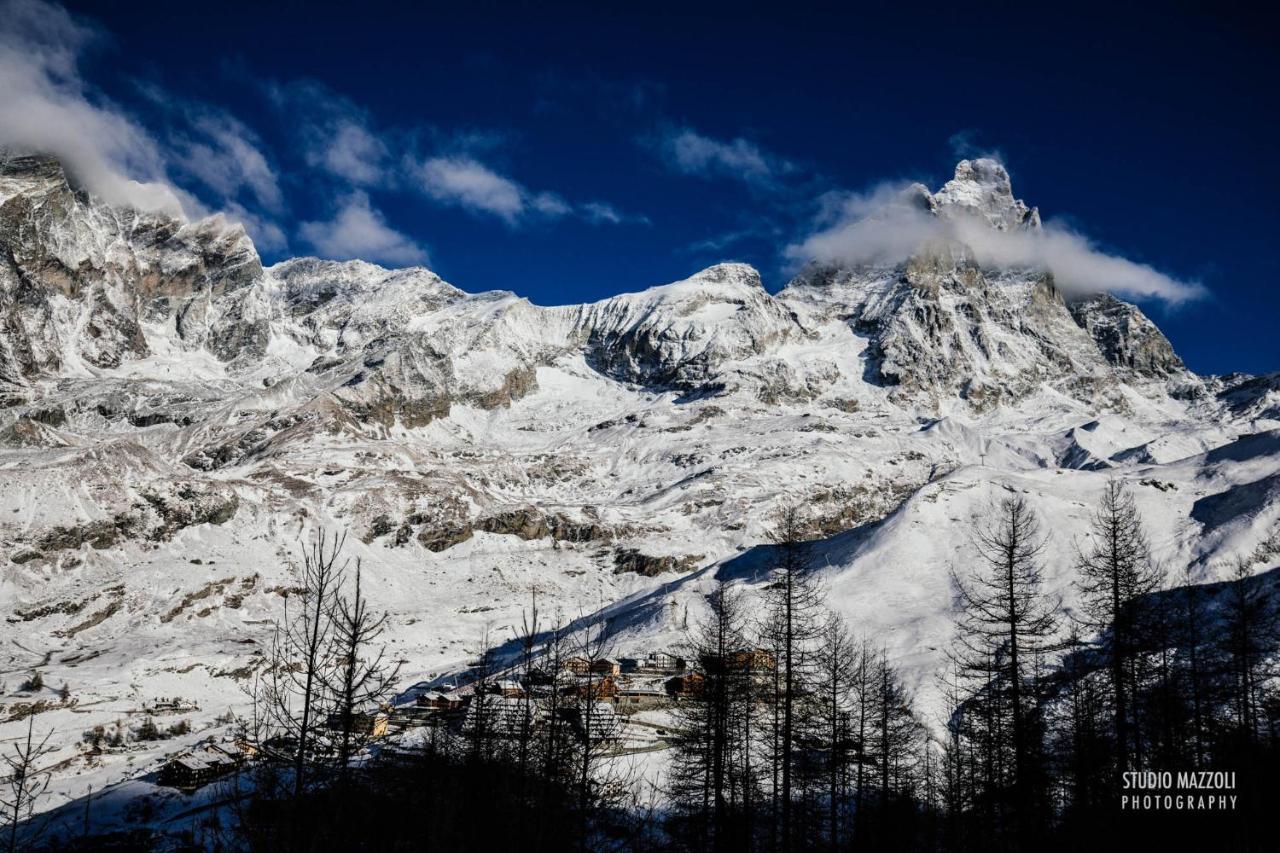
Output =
[
  {"x1": 0, "y1": 0, "x2": 291, "y2": 254},
  {"x1": 785, "y1": 173, "x2": 1204, "y2": 305},
  {"x1": 0, "y1": 0, "x2": 191, "y2": 214}
]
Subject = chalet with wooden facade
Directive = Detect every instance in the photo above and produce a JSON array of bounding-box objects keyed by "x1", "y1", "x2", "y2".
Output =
[
  {"x1": 665, "y1": 672, "x2": 705, "y2": 699},
  {"x1": 157, "y1": 742, "x2": 246, "y2": 789}
]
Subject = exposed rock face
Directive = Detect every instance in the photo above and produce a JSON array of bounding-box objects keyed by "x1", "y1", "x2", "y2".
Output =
[
  {"x1": 0, "y1": 152, "x2": 264, "y2": 396},
  {"x1": 418, "y1": 524, "x2": 475, "y2": 553},
  {"x1": 1216, "y1": 372, "x2": 1280, "y2": 423},
  {"x1": 613, "y1": 548, "x2": 703, "y2": 576},
  {"x1": 414, "y1": 507, "x2": 628, "y2": 552},
  {"x1": 782, "y1": 260, "x2": 1146, "y2": 410},
  {"x1": 1068, "y1": 293, "x2": 1185, "y2": 377},
  {"x1": 19, "y1": 481, "x2": 238, "y2": 564}
]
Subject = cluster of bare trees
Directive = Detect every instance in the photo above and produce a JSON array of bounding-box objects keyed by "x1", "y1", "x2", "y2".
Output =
[
  {"x1": 942, "y1": 484, "x2": 1280, "y2": 852},
  {"x1": 235, "y1": 529, "x2": 401, "y2": 849},
  {"x1": 234, "y1": 528, "x2": 649, "y2": 852},
  {"x1": 667, "y1": 508, "x2": 931, "y2": 853},
  {"x1": 672, "y1": 487, "x2": 1279, "y2": 853}
]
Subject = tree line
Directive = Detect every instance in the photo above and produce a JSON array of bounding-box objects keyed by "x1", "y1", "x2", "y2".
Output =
[
  {"x1": 18, "y1": 482, "x2": 1280, "y2": 851},
  {"x1": 666, "y1": 486, "x2": 1279, "y2": 852}
]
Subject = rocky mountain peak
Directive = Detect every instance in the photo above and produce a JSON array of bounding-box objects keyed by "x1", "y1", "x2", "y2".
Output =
[
  {"x1": 685, "y1": 261, "x2": 765, "y2": 290},
  {"x1": 933, "y1": 158, "x2": 1041, "y2": 231}
]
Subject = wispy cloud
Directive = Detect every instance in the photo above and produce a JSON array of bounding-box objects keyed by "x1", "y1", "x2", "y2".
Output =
[
  {"x1": 658, "y1": 126, "x2": 790, "y2": 187},
  {"x1": 414, "y1": 155, "x2": 526, "y2": 222},
  {"x1": 684, "y1": 226, "x2": 769, "y2": 255},
  {"x1": 298, "y1": 190, "x2": 428, "y2": 266},
  {"x1": 269, "y1": 80, "x2": 390, "y2": 187},
  {"x1": 948, "y1": 129, "x2": 1006, "y2": 166},
  {"x1": 785, "y1": 180, "x2": 1204, "y2": 305},
  {"x1": 0, "y1": 0, "x2": 289, "y2": 252},
  {"x1": 0, "y1": 0, "x2": 192, "y2": 213},
  {"x1": 410, "y1": 153, "x2": 642, "y2": 227},
  {"x1": 167, "y1": 107, "x2": 283, "y2": 212},
  {"x1": 316, "y1": 119, "x2": 388, "y2": 186},
  {"x1": 581, "y1": 201, "x2": 625, "y2": 225}
]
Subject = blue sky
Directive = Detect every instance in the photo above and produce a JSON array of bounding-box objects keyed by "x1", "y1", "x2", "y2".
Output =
[{"x1": 4, "y1": 1, "x2": 1277, "y2": 375}]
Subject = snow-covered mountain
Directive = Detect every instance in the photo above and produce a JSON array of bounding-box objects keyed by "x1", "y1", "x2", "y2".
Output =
[{"x1": 2, "y1": 151, "x2": 1277, "y2": 812}]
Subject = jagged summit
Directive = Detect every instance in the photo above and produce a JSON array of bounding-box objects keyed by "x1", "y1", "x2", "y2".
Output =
[
  {"x1": 932, "y1": 158, "x2": 1041, "y2": 231},
  {"x1": 683, "y1": 261, "x2": 765, "y2": 289}
]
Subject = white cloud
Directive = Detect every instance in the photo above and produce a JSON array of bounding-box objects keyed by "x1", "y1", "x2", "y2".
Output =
[
  {"x1": 270, "y1": 80, "x2": 390, "y2": 187},
  {"x1": 169, "y1": 109, "x2": 283, "y2": 212},
  {"x1": 411, "y1": 154, "x2": 638, "y2": 227},
  {"x1": 661, "y1": 127, "x2": 786, "y2": 186},
  {"x1": 0, "y1": 0, "x2": 191, "y2": 214},
  {"x1": 948, "y1": 129, "x2": 1005, "y2": 165},
  {"x1": 0, "y1": 0, "x2": 288, "y2": 250},
  {"x1": 317, "y1": 119, "x2": 388, "y2": 186},
  {"x1": 785, "y1": 182, "x2": 1204, "y2": 305},
  {"x1": 530, "y1": 190, "x2": 572, "y2": 217},
  {"x1": 581, "y1": 201, "x2": 623, "y2": 225},
  {"x1": 298, "y1": 191, "x2": 428, "y2": 266},
  {"x1": 414, "y1": 155, "x2": 528, "y2": 223}
]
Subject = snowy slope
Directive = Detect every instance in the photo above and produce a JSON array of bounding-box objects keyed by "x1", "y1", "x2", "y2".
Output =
[{"x1": 1, "y1": 153, "x2": 1277, "y2": 815}]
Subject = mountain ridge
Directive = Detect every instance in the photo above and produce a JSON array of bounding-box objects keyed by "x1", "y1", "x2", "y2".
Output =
[
  {"x1": 0, "y1": 152, "x2": 1202, "y2": 416},
  {"x1": 1, "y1": 150, "x2": 1277, "y2": 817}
]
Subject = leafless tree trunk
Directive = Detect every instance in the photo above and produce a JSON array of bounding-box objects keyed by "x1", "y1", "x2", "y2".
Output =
[
  {"x1": 813, "y1": 614, "x2": 859, "y2": 848},
  {"x1": 952, "y1": 495, "x2": 1059, "y2": 817},
  {"x1": 1075, "y1": 481, "x2": 1162, "y2": 775},
  {"x1": 2, "y1": 717, "x2": 54, "y2": 853},
  {"x1": 514, "y1": 590, "x2": 540, "y2": 785},
  {"x1": 261, "y1": 528, "x2": 349, "y2": 800},
  {"x1": 761, "y1": 506, "x2": 823, "y2": 852},
  {"x1": 320, "y1": 557, "x2": 400, "y2": 784}
]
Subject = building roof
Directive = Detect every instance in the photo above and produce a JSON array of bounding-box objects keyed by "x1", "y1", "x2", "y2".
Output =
[
  {"x1": 463, "y1": 695, "x2": 544, "y2": 735},
  {"x1": 171, "y1": 755, "x2": 211, "y2": 772},
  {"x1": 616, "y1": 679, "x2": 666, "y2": 695}
]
